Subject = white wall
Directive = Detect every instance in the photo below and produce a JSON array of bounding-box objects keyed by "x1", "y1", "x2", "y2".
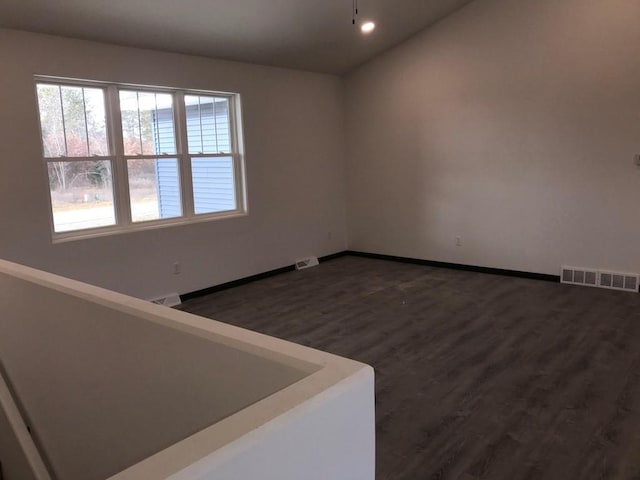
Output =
[
  {"x1": 4, "y1": 0, "x2": 640, "y2": 293},
  {"x1": 345, "y1": 0, "x2": 640, "y2": 275},
  {"x1": 0, "y1": 28, "x2": 347, "y2": 299},
  {"x1": 173, "y1": 368, "x2": 375, "y2": 480},
  {"x1": 0, "y1": 394, "x2": 46, "y2": 480}
]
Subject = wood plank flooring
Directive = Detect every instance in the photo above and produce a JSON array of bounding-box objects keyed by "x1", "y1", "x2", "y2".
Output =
[{"x1": 179, "y1": 256, "x2": 640, "y2": 480}]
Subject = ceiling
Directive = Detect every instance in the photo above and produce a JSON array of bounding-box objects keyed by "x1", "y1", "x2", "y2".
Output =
[{"x1": 0, "y1": 0, "x2": 474, "y2": 74}]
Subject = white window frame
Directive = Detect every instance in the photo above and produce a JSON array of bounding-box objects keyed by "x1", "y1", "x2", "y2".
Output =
[{"x1": 34, "y1": 76, "x2": 247, "y2": 242}]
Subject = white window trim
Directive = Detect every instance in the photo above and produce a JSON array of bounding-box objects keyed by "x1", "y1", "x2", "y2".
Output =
[{"x1": 34, "y1": 76, "x2": 248, "y2": 243}]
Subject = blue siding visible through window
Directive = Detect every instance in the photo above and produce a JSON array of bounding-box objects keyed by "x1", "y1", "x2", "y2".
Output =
[
  {"x1": 152, "y1": 109, "x2": 177, "y2": 155},
  {"x1": 152, "y1": 100, "x2": 235, "y2": 217},
  {"x1": 155, "y1": 159, "x2": 181, "y2": 218},
  {"x1": 152, "y1": 109, "x2": 181, "y2": 218},
  {"x1": 185, "y1": 99, "x2": 231, "y2": 154},
  {"x1": 192, "y1": 157, "x2": 236, "y2": 214}
]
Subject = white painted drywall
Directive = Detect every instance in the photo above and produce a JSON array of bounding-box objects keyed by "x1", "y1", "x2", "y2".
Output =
[
  {"x1": 167, "y1": 367, "x2": 375, "y2": 480},
  {"x1": 0, "y1": 259, "x2": 375, "y2": 480},
  {"x1": 0, "y1": 408, "x2": 40, "y2": 480},
  {"x1": 0, "y1": 271, "x2": 311, "y2": 480},
  {"x1": 0, "y1": 373, "x2": 51, "y2": 480},
  {"x1": 0, "y1": 28, "x2": 347, "y2": 299},
  {"x1": 5, "y1": 0, "x2": 639, "y2": 294},
  {"x1": 345, "y1": 0, "x2": 640, "y2": 275}
]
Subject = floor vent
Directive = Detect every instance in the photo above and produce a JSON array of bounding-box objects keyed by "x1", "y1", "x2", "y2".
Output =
[
  {"x1": 295, "y1": 257, "x2": 319, "y2": 270},
  {"x1": 150, "y1": 293, "x2": 182, "y2": 307},
  {"x1": 561, "y1": 266, "x2": 639, "y2": 293},
  {"x1": 561, "y1": 266, "x2": 598, "y2": 287},
  {"x1": 598, "y1": 270, "x2": 639, "y2": 293}
]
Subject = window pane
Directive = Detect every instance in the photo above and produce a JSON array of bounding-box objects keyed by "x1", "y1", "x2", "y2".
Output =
[
  {"x1": 47, "y1": 160, "x2": 115, "y2": 232},
  {"x1": 128, "y1": 158, "x2": 182, "y2": 222},
  {"x1": 184, "y1": 95, "x2": 231, "y2": 154},
  {"x1": 119, "y1": 91, "x2": 176, "y2": 156},
  {"x1": 191, "y1": 156, "x2": 236, "y2": 214},
  {"x1": 36, "y1": 84, "x2": 108, "y2": 157},
  {"x1": 84, "y1": 88, "x2": 109, "y2": 155},
  {"x1": 37, "y1": 84, "x2": 65, "y2": 157},
  {"x1": 61, "y1": 86, "x2": 88, "y2": 156}
]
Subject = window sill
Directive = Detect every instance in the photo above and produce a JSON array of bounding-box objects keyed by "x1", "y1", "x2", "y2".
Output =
[{"x1": 51, "y1": 210, "x2": 248, "y2": 244}]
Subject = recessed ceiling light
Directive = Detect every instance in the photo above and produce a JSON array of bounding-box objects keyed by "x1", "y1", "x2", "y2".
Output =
[{"x1": 361, "y1": 21, "x2": 375, "y2": 34}]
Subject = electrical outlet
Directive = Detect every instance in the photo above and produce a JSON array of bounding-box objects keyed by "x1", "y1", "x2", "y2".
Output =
[
  {"x1": 455, "y1": 236, "x2": 462, "y2": 247},
  {"x1": 173, "y1": 262, "x2": 181, "y2": 275}
]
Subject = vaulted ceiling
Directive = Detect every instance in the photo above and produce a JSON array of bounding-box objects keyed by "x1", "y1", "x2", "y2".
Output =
[{"x1": 0, "y1": 0, "x2": 474, "y2": 74}]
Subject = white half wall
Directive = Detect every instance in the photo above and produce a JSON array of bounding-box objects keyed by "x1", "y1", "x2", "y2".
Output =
[
  {"x1": 345, "y1": 0, "x2": 640, "y2": 275},
  {"x1": 0, "y1": 259, "x2": 375, "y2": 480},
  {"x1": 0, "y1": 28, "x2": 347, "y2": 299}
]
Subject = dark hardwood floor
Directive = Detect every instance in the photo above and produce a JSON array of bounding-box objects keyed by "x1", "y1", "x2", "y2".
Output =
[{"x1": 179, "y1": 256, "x2": 640, "y2": 480}]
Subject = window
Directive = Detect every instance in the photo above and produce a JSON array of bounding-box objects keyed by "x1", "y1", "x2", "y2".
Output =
[{"x1": 35, "y1": 77, "x2": 246, "y2": 239}]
